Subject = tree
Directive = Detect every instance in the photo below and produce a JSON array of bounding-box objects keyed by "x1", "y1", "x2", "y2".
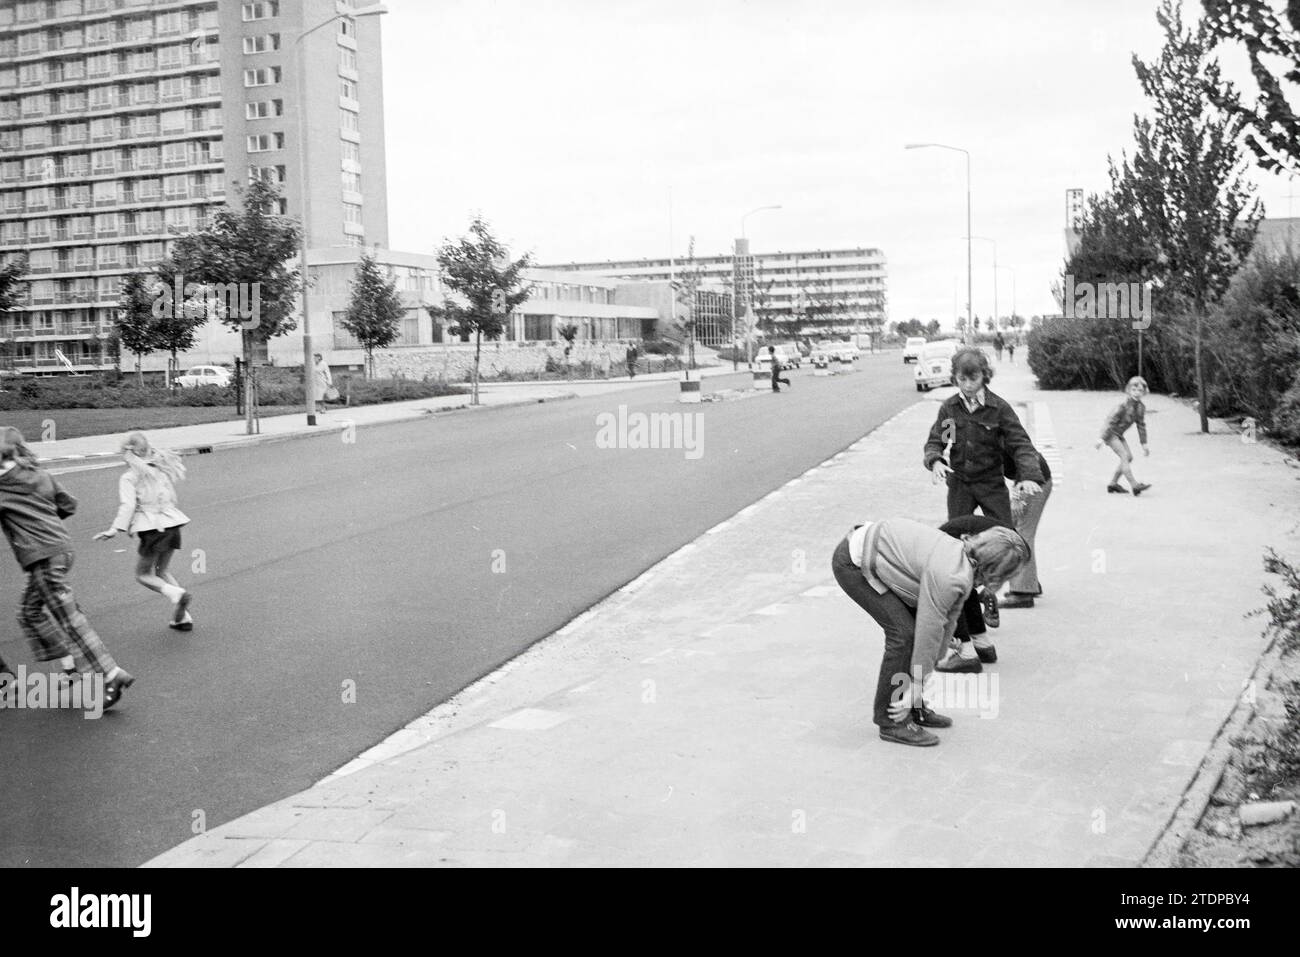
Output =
[
  {"x1": 341, "y1": 253, "x2": 404, "y2": 379},
  {"x1": 166, "y1": 179, "x2": 302, "y2": 434},
  {"x1": 673, "y1": 237, "x2": 706, "y2": 377},
  {"x1": 425, "y1": 296, "x2": 467, "y2": 342},
  {"x1": 436, "y1": 216, "x2": 533, "y2": 405},
  {"x1": 1121, "y1": 0, "x2": 1261, "y2": 432},
  {"x1": 558, "y1": 322, "x2": 578, "y2": 376},
  {"x1": 926, "y1": 319, "x2": 941, "y2": 337},
  {"x1": 151, "y1": 262, "x2": 209, "y2": 388},
  {"x1": 1203, "y1": 0, "x2": 1300, "y2": 174},
  {"x1": 115, "y1": 271, "x2": 157, "y2": 387},
  {"x1": 0, "y1": 256, "x2": 25, "y2": 313}
]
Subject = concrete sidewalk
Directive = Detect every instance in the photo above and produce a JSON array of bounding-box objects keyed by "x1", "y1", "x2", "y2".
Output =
[
  {"x1": 30, "y1": 362, "x2": 745, "y2": 467},
  {"x1": 144, "y1": 363, "x2": 1300, "y2": 867}
]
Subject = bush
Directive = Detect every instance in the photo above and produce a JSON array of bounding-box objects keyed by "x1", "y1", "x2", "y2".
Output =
[{"x1": 640, "y1": 339, "x2": 681, "y2": 356}]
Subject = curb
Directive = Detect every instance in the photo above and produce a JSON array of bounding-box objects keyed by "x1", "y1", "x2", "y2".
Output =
[{"x1": 35, "y1": 392, "x2": 580, "y2": 466}]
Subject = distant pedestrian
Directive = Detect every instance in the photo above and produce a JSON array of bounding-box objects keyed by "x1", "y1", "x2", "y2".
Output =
[
  {"x1": 0, "y1": 427, "x2": 134, "y2": 708},
  {"x1": 1006, "y1": 340, "x2": 1016, "y2": 363},
  {"x1": 626, "y1": 343, "x2": 639, "y2": 379},
  {"x1": 1096, "y1": 376, "x2": 1151, "y2": 495},
  {"x1": 994, "y1": 332, "x2": 1005, "y2": 361},
  {"x1": 599, "y1": 344, "x2": 611, "y2": 379},
  {"x1": 831, "y1": 517, "x2": 1030, "y2": 747},
  {"x1": 768, "y1": 345, "x2": 791, "y2": 393},
  {"x1": 312, "y1": 352, "x2": 335, "y2": 409},
  {"x1": 95, "y1": 431, "x2": 193, "y2": 631}
]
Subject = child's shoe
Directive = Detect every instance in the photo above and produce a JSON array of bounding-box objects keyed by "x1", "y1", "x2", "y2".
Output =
[
  {"x1": 1107, "y1": 483, "x2": 1129, "y2": 494},
  {"x1": 1131, "y1": 482, "x2": 1152, "y2": 495}
]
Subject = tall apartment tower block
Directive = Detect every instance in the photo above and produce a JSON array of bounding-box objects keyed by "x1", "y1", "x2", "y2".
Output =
[{"x1": 0, "y1": 0, "x2": 389, "y2": 373}]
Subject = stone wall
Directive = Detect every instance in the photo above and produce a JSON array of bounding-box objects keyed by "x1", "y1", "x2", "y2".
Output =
[{"x1": 370, "y1": 341, "x2": 717, "y2": 381}]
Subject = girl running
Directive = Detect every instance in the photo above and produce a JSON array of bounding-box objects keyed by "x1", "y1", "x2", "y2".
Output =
[
  {"x1": 0, "y1": 427, "x2": 134, "y2": 707},
  {"x1": 94, "y1": 431, "x2": 193, "y2": 631},
  {"x1": 1096, "y1": 376, "x2": 1151, "y2": 495}
]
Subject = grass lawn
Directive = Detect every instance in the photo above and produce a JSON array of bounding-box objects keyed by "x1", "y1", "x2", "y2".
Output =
[{"x1": 5, "y1": 406, "x2": 302, "y2": 442}]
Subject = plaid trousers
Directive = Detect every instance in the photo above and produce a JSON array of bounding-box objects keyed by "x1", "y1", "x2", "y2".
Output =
[{"x1": 19, "y1": 551, "x2": 117, "y2": 675}]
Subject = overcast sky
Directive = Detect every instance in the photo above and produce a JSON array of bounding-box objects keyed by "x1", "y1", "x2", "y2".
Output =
[{"x1": 379, "y1": 0, "x2": 1298, "y2": 329}]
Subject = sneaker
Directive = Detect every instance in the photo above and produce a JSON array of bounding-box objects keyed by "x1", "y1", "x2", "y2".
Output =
[
  {"x1": 168, "y1": 611, "x2": 194, "y2": 632},
  {"x1": 1107, "y1": 483, "x2": 1129, "y2": 494},
  {"x1": 981, "y1": 590, "x2": 1000, "y2": 628},
  {"x1": 879, "y1": 720, "x2": 939, "y2": 747},
  {"x1": 911, "y1": 705, "x2": 953, "y2": 728},
  {"x1": 974, "y1": 643, "x2": 998, "y2": 664},
  {"x1": 936, "y1": 652, "x2": 982, "y2": 674},
  {"x1": 171, "y1": 590, "x2": 192, "y2": 625},
  {"x1": 1131, "y1": 482, "x2": 1151, "y2": 496},
  {"x1": 1000, "y1": 594, "x2": 1035, "y2": 609},
  {"x1": 103, "y1": 669, "x2": 134, "y2": 710}
]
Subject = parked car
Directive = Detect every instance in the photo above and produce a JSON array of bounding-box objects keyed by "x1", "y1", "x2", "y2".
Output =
[
  {"x1": 833, "y1": 341, "x2": 861, "y2": 363},
  {"x1": 914, "y1": 340, "x2": 960, "y2": 391},
  {"x1": 903, "y1": 337, "x2": 927, "y2": 363},
  {"x1": 175, "y1": 365, "x2": 233, "y2": 388},
  {"x1": 756, "y1": 344, "x2": 802, "y2": 370}
]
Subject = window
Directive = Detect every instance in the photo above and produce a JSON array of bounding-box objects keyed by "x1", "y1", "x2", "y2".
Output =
[
  {"x1": 245, "y1": 99, "x2": 282, "y2": 119},
  {"x1": 342, "y1": 202, "x2": 362, "y2": 225},
  {"x1": 339, "y1": 78, "x2": 357, "y2": 99},
  {"x1": 129, "y1": 50, "x2": 156, "y2": 73},
  {"x1": 243, "y1": 34, "x2": 280, "y2": 53},
  {"x1": 162, "y1": 141, "x2": 188, "y2": 166},
  {"x1": 246, "y1": 133, "x2": 282, "y2": 153},
  {"x1": 163, "y1": 174, "x2": 187, "y2": 200},
  {"x1": 242, "y1": 2, "x2": 280, "y2": 22},
  {"x1": 341, "y1": 170, "x2": 361, "y2": 192},
  {"x1": 243, "y1": 67, "x2": 281, "y2": 87},
  {"x1": 340, "y1": 140, "x2": 360, "y2": 165},
  {"x1": 86, "y1": 53, "x2": 111, "y2": 77},
  {"x1": 153, "y1": 11, "x2": 182, "y2": 36},
  {"x1": 134, "y1": 146, "x2": 160, "y2": 169},
  {"x1": 158, "y1": 44, "x2": 184, "y2": 68},
  {"x1": 339, "y1": 18, "x2": 355, "y2": 37},
  {"x1": 339, "y1": 48, "x2": 356, "y2": 72},
  {"x1": 159, "y1": 77, "x2": 185, "y2": 101},
  {"x1": 160, "y1": 109, "x2": 186, "y2": 134},
  {"x1": 340, "y1": 108, "x2": 358, "y2": 133},
  {"x1": 61, "y1": 89, "x2": 87, "y2": 112}
]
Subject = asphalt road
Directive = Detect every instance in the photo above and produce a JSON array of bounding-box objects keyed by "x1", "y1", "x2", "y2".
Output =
[{"x1": 0, "y1": 353, "x2": 923, "y2": 866}]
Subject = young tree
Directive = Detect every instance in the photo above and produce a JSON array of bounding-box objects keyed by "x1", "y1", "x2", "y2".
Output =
[
  {"x1": 115, "y1": 271, "x2": 158, "y2": 387},
  {"x1": 0, "y1": 256, "x2": 25, "y2": 313},
  {"x1": 151, "y1": 262, "x2": 209, "y2": 388},
  {"x1": 435, "y1": 216, "x2": 533, "y2": 405},
  {"x1": 673, "y1": 237, "x2": 707, "y2": 377},
  {"x1": 557, "y1": 322, "x2": 579, "y2": 377},
  {"x1": 341, "y1": 253, "x2": 404, "y2": 378},
  {"x1": 166, "y1": 179, "x2": 302, "y2": 434},
  {"x1": 1121, "y1": 0, "x2": 1262, "y2": 432}
]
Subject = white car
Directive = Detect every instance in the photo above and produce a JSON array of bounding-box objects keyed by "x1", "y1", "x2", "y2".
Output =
[
  {"x1": 903, "y1": 337, "x2": 927, "y2": 363},
  {"x1": 175, "y1": 365, "x2": 233, "y2": 388},
  {"x1": 914, "y1": 340, "x2": 960, "y2": 391}
]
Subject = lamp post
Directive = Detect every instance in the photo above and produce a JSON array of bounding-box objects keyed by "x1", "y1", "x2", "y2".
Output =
[
  {"x1": 294, "y1": 3, "x2": 387, "y2": 426},
  {"x1": 736, "y1": 204, "x2": 781, "y2": 367},
  {"x1": 965, "y1": 234, "x2": 996, "y2": 333},
  {"x1": 905, "y1": 142, "x2": 971, "y2": 342}
]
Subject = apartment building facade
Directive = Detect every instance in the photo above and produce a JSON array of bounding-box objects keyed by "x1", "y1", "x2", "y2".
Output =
[
  {"x1": 0, "y1": 0, "x2": 387, "y2": 373},
  {"x1": 543, "y1": 244, "x2": 888, "y2": 343}
]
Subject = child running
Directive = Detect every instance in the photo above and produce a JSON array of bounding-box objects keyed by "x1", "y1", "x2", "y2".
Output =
[
  {"x1": 94, "y1": 431, "x2": 193, "y2": 631},
  {"x1": 1096, "y1": 376, "x2": 1151, "y2": 495},
  {"x1": 0, "y1": 427, "x2": 134, "y2": 707}
]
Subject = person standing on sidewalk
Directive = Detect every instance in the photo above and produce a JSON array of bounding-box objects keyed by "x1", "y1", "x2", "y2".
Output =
[
  {"x1": 0, "y1": 427, "x2": 134, "y2": 708},
  {"x1": 312, "y1": 353, "x2": 335, "y2": 411},
  {"x1": 1001, "y1": 445, "x2": 1052, "y2": 608},
  {"x1": 923, "y1": 347, "x2": 1044, "y2": 527},
  {"x1": 94, "y1": 431, "x2": 193, "y2": 631},
  {"x1": 1096, "y1": 376, "x2": 1151, "y2": 495},
  {"x1": 768, "y1": 345, "x2": 791, "y2": 393},
  {"x1": 831, "y1": 517, "x2": 1029, "y2": 747},
  {"x1": 934, "y1": 513, "x2": 1010, "y2": 674},
  {"x1": 625, "y1": 343, "x2": 639, "y2": 379},
  {"x1": 994, "y1": 332, "x2": 1005, "y2": 362}
]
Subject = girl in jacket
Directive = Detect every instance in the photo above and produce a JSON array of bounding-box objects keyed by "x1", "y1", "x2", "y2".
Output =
[
  {"x1": 1096, "y1": 376, "x2": 1151, "y2": 495},
  {"x1": 94, "y1": 431, "x2": 193, "y2": 631},
  {"x1": 0, "y1": 427, "x2": 133, "y2": 707}
]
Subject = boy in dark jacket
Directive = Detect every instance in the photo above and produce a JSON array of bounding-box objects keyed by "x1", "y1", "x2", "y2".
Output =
[
  {"x1": 923, "y1": 347, "x2": 1043, "y2": 526},
  {"x1": 0, "y1": 427, "x2": 133, "y2": 708}
]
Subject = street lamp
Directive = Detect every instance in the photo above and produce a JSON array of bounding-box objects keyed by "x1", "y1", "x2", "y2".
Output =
[
  {"x1": 906, "y1": 142, "x2": 971, "y2": 342},
  {"x1": 295, "y1": 3, "x2": 388, "y2": 426},
  {"x1": 964, "y1": 234, "x2": 997, "y2": 332},
  {"x1": 735, "y1": 204, "x2": 781, "y2": 367}
]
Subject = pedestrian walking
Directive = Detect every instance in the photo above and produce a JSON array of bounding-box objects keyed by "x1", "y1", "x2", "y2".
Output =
[
  {"x1": 94, "y1": 431, "x2": 193, "y2": 631},
  {"x1": 1006, "y1": 339, "x2": 1016, "y2": 363},
  {"x1": 626, "y1": 343, "x2": 639, "y2": 379},
  {"x1": 1096, "y1": 376, "x2": 1151, "y2": 495},
  {"x1": 768, "y1": 345, "x2": 791, "y2": 393},
  {"x1": 923, "y1": 346, "x2": 1043, "y2": 526},
  {"x1": 994, "y1": 332, "x2": 1005, "y2": 362},
  {"x1": 831, "y1": 517, "x2": 1030, "y2": 746},
  {"x1": 1001, "y1": 446, "x2": 1052, "y2": 607},
  {"x1": 312, "y1": 352, "x2": 335, "y2": 410},
  {"x1": 0, "y1": 427, "x2": 133, "y2": 708}
]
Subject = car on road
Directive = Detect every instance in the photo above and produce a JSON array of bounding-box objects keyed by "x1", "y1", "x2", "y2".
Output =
[
  {"x1": 903, "y1": 337, "x2": 927, "y2": 363},
  {"x1": 756, "y1": 343, "x2": 802, "y2": 370},
  {"x1": 175, "y1": 365, "x2": 233, "y2": 388},
  {"x1": 914, "y1": 340, "x2": 961, "y2": 391}
]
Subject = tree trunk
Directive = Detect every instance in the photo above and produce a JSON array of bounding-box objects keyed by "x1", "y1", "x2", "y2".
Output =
[
  {"x1": 472, "y1": 328, "x2": 481, "y2": 405},
  {"x1": 135, "y1": 354, "x2": 142, "y2": 389},
  {"x1": 242, "y1": 329, "x2": 255, "y2": 435},
  {"x1": 1194, "y1": 304, "x2": 1208, "y2": 434}
]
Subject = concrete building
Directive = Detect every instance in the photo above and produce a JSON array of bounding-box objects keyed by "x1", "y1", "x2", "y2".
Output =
[
  {"x1": 0, "y1": 0, "x2": 386, "y2": 374},
  {"x1": 542, "y1": 245, "x2": 888, "y2": 342}
]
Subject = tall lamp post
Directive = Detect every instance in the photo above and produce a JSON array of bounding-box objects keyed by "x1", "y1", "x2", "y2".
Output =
[
  {"x1": 295, "y1": 3, "x2": 387, "y2": 426},
  {"x1": 905, "y1": 142, "x2": 971, "y2": 342},
  {"x1": 736, "y1": 204, "x2": 781, "y2": 367},
  {"x1": 965, "y1": 234, "x2": 997, "y2": 333}
]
